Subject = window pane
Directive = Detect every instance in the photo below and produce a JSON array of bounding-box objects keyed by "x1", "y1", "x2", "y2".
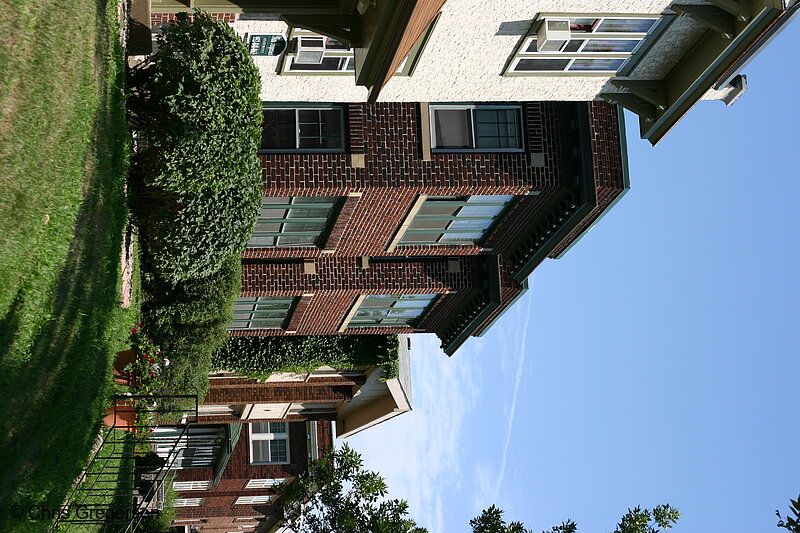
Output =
[
  {"x1": 568, "y1": 58, "x2": 625, "y2": 71},
  {"x1": 582, "y1": 39, "x2": 638, "y2": 53},
  {"x1": 433, "y1": 109, "x2": 472, "y2": 148},
  {"x1": 563, "y1": 39, "x2": 584, "y2": 52},
  {"x1": 251, "y1": 440, "x2": 270, "y2": 463},
  {"x1": 569, "y1": 18, "x2": 599, "y2": 32},
  {"x1": 288, "y1": 57, "x2": 345, "y2": 71},
  {"x1": 270, "y1": 440, "x2": 288, "y2": 462},
  {"x1": 268, "y1": 422, "x2": 287, "y2": 433},
  {"x1": 514, "y1": 58, "x2": 571, "y2": 72},
  {"x1": 474, "y1": 109, "x2": 520, "y2": 149},
  {"x1": 401, "y1": 196, "x2": 512, "y2": 245},
  {"x1": 595, "y1": 18, "x2": 657, "y2": 33},
  {"x1": 262, "y1": 110, "x2": 296, "y2": 150},
  {"x1": 250, "y1": 196, "x2": 339, "y2": 248}
]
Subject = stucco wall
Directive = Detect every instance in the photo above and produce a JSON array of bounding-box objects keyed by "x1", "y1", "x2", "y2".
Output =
[{"x1": 227, "y1": 0, "x2": 712, "y2": 103}]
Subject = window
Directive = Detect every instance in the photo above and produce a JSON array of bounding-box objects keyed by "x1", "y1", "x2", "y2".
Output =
[
  {"x1": 281, "y1": 22, "x2": 436, "y2": 76},
  {"x1": 400, "y1": 195, "x2": 514, "y2": 245},
  {"x1": 507, "y1": 15, "x2": 659, "y2": 74},
  {"x1": 235, "y1": 495, "x2": 273, "y2": 504},
  {"x1": 231, "y1": 297, "x2": 295, "y2": 330},
  {"x1": 246, "y1": 478, "x2": 286, "y2": 489},
  {"x1": 173, "y1": 481, "x2": 210, "y2": 491},
  {"x1": 249, "y1": 196, "x2": 340, "y2": 248},
  {"x1": 261, "y1": 107, "x2": 344, "y2": 152},
  {"x1": 430, "y1": 106, "x2": 523, "y2": 151},
  {"x1": 349, "y1": 294, "x2": 438, "y2": 328},
  {"x1": 174, "y1": 498, "x2": 203, "y2": 507},
  {"x1": 249, "y1": 422, "x2": 290, "y2": 464}
]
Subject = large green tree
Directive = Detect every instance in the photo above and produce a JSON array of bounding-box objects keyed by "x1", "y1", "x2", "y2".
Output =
[{"x1": 277, "y1": 445, "x2": 681, "y2": 533}]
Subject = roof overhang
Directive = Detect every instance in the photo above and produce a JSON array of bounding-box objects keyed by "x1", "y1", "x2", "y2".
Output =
[{"x1": 603, "y1": 0, "x2": 793, "y2": 145}]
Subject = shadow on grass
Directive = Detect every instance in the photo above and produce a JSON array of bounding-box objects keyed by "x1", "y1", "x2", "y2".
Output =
[{"x1": 0, "y1": 1, "x2": 131, "y2": 529}]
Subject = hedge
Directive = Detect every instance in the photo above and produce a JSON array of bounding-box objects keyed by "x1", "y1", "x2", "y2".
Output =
[
  {"x1": 212, "y1": 335, "x2": 400, "y2": 381},
  {"x1": 127, "y1": 9, "x2": 263, "y2": 282}
]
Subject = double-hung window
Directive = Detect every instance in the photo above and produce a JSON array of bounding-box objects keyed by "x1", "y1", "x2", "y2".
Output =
[
  {"x1": 231, "y1": 297, "x2": 295, "y2": 330},
  {"x1": 261, "y1": 107, "x2": 345, "y2": 152},
  {"x1": 400, "y1": 195, "x2": 514, "y2": 245},
  {"x1": 349, "y1": 294, "x2": 438, "y2": 328},
  {"x1": 235, "y1": 495, "x2": 273, "y2": 505},
  {"x1": 249, "y1": 196, "x2": 340, "y2": 248},
  {"x1": 430, "y1": 105, "x2": 523, "y2": 151},
  {"x1": 174, "y1": 498, "x2": 203, "y2": 507},
  {"x1": 507, "y1": 15, "x2": 659, "y2": 74},
  {"x1": 249, "y1": 422, "x2": 290, "y2": 464}
]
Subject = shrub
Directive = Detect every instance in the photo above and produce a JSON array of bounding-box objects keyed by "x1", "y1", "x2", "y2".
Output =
[
  {"x1": 128, "y1": 10, "x2": 262, "y2": 193},
  {"x1": 140, "y1": 254, "x2": 242, "y2": 403},
  {"x1": 212, "y1": 335, "x2": 400, "y2": 381},
  {"x1": 127, "y1": 9, "x2": 263, "y2": 282}
]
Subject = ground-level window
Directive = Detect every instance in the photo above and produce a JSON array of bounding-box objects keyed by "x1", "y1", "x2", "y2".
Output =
[
  {"x1": 173, "y1": 498, "x2": 203, "y2": 507},
  {"x1": 261, "y1": 107, "x2": 345, "y2": 152},
  {"x1": 349, "y1": 294, "x2": 438, "y2": 328},
  {"x1": 235, "y1": 495, "x2": 273, "y2": 504},
  {"x1": 246, "y1": 478, "x2": 286, "y2": 489},
  {"x1": 249, "y1": 422, "x2": 290, "y2": 464},
  {"x1": 400, "y1": 195, "x2": 514, "y2": 245},
  {"x1": 430, "y1": 105, "x2": 523, "y2": 151},
  {"x1": 173, "y1": 481, "x2": 210, "y2": 491},
  {"x1": 230, "y1": 297, "x2": 296, "y2": 330},
  {"x1": 506, "y1": 15, "x2": 659, "y2": 74},
  {"x1": 248, "y1": 196, "x2": 340, "y2": 248}
]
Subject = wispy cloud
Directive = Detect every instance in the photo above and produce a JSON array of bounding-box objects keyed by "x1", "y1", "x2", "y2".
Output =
[
  {"x1": 490, "y1": 292, "x2": 533, "y2": 503},
  {"x1": 347, "y1": 333, "x2": 482, "y2": 532}
]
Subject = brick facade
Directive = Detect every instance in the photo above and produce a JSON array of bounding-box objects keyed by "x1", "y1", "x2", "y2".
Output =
[{"x1": 240, "y1": 101, "x2": 626, "y2": 354}]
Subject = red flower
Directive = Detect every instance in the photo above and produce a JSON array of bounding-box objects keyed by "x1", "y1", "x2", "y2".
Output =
[
  {"x1": 136, "y1": 323, "x2": 142, "y2": 327},
  {"x1": 131, "y1": 327, "x2": 138, "y2": 334},
  {"x1": 150, "y1": 371, "x2": 155, "y2": 377},
  {"x1": 148, "y1": 338, "x2": 152, "y2": 342}
]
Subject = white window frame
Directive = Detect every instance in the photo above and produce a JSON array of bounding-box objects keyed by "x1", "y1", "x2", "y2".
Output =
[
  {"x1": 507, "y1": 15, "x2": 659, "y2": 75},
  {"x1": 174, "y1": 498, "x2": 203, "y2": 507},
  {"x1": 249, "y1": 422, "x2": 290, "y2": 465},
  {"x1": 247, "y1": 478, "x2": 287, "y2": 489},
  {"x1": 429, "y1": 105, "x2": 524, "y2": 153},
  {"x1": 173, "y1": 481, "x2": 210, "y2": 491},
  {"x1": 235, "y1": 495, "x2": 273, "y2": 504}
]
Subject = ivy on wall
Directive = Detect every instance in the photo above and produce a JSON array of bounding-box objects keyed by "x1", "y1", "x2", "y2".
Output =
[{"x1": 212, "y1": 335, "x2": 400, "y2": 381}]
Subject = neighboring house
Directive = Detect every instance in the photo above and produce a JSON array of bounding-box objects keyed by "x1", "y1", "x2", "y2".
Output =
[
  {"x1": 150, "y1": 0, "x2": 799, "y2": 143},
  {"x1": 168, "y1": 336, "x2": 413, "y2": 530},
  {"x1": 165, "y1": 419, "x2": 331, "y2": 533}
]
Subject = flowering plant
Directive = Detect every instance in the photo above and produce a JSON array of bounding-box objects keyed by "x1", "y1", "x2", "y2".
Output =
[{"x1": 126, "y1": 324, "x2": 170, "y2": 393}]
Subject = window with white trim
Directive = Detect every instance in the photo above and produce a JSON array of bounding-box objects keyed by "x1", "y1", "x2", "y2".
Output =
[
  {"x1": 173, "y1": 481, "x2": 210, "y2": 491},
  {"x1": 174, "y1": 498, "x2": 203, "y2": 507},
  {"x1": 249, "y1": 422, "x2": 290, "y2": 464},
  {"x1": 235, "y1": 495, "x2": 273, "y2": 504},
  {"x1": 400, "y1": 195, "x2": 514, "y2": 245},
  {"x1": 507, "y1": 16, "x2": 659, "y2": 74},
  {"x1": 430, "y1": 105, "x2": 523, "y2": 151},
  {"x1": 349, "y1": 294, "x2": 438, "y2": 328},
  {"x1": 231, "y1": 297, "x2": 296, "y2": 330},
  {"x1": 249, "y1": 196, "x2": 340, "y2": 248},
  {"x1": 261, "y1": 107, "x2": 345, "y2": 152},
  {"x1": 247, "y1": 478, "x2": 287, "y2": 489}
]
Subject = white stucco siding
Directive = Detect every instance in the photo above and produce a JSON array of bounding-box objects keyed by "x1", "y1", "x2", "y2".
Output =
[{"x1": 232, "y1": 0, "x2": 708, "y2": 103}]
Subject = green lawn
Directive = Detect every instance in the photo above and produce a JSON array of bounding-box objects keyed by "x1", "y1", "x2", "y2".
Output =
[{"x1": 0, "y1": 0, "x2": 136, "y2": 531}]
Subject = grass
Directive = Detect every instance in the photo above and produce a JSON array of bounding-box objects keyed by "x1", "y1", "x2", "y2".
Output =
[{"x1": 0, "y1": 0, "x2": 136, "y2": 531}]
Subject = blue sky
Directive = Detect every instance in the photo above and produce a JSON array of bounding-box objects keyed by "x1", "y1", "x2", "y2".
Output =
[{"x1": 348, "y1": 20, "x2": 800, "y2": 533}]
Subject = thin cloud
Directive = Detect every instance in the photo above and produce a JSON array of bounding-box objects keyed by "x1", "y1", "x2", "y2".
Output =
[{"x1": 347, "y1": 333, "x2": 482, "y2": 532}]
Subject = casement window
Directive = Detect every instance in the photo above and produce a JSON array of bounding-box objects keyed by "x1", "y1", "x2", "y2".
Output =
[
  {"x1": 231, "y1": 297, "x2": 296, "y2": 330},
  {"x1": 173, "y1": 481, "x2": 210, "y2": 491},
  {"x1": 249, "y1": 422, "x2": 290, "y2": 464},
  {"x1": 349, "y1": 294, "x2": 438, "y2": 328},
  {"x1": 235, "y1": 495, "x2": 273, "y2": 504},
  {"x1": 174, "y1": 498, "x2": 203, "y2": 507},
  {"x1": 246, "y1": 478, "x2": 286, "y2": 489},
  {"x1": 400, "y1": 195, "x2": 514, "y2": 245},
  {"x1": 429, "y1": 105, "x2": 523, "y2": 151},
  {"x1": 261, "y1": 107, "x2": 345, "y2": 152},
  {"x1": 507, "y1": 15, "x2": 659, "y2": 74},
  {"x1": 249, "y1": 196, "x2": 340, "y2": 248}
]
